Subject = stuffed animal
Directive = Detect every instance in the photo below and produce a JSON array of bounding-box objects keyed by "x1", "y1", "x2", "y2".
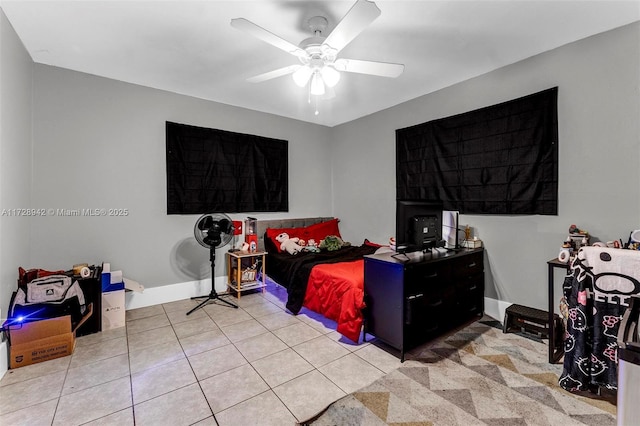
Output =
[
  {"x1": 305, "y1": 238, "x2": 320, "y2": 253},
  {"x1": 319, "y1": 235, "x2": 350, "y2": 251},
  {"x1": 275, "y1": 232, "x2": 305, "y2": 255}
]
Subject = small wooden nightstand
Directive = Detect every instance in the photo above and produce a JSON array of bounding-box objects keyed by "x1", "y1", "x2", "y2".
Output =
[{"x1": 226, "y1": 251, "x2": 267, "y2": 299}]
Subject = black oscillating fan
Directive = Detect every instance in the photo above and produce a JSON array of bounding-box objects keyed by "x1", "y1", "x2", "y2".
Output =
[{"x1": 187, "y1": 213, "x2": 238, "y2": 315}]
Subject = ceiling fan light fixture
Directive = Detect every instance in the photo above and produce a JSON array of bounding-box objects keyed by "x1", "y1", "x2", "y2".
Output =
[
  {"x1": 321, "y1": 66, "x2": 340, "y2": 88},
  {"x1": 310, "y1": 71, "x2": 325, "y2": 95},
  {"x1": 232, "y1": 0, "x2": 404, "y2": 117},
  {"x1": 292, "y1": 65, "x2": 312, "y2": 87}
]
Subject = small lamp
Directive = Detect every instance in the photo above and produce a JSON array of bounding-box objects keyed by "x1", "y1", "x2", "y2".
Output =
[
  {"x1": 321, "y1": 66, "x2": 340, "y2": 87},
  {"x1": 292, "y1": 65, "x2": 312, "y2": 87}
]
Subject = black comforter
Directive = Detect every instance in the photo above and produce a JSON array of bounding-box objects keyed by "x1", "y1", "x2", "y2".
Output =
[{"x1": 266, "y1": 244, "x2": 379, "y2": 314}]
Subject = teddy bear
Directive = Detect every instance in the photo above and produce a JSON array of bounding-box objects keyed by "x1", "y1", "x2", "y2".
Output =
[{"x1": 275, "y1": 232, "x2": 305, "y2": 255}]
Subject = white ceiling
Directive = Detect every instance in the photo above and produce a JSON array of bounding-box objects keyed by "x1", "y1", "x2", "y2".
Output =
[{"x1": 2, "y1": 0, "x2": 639, "y2": 127}]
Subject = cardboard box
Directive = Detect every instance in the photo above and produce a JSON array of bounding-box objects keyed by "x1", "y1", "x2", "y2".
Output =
[
  {"x1": 7, "y1": 304, "x2": 93, "y2": 369},
  {"x1": 124, "y1": 277, "x2": 144, "y2": 293},
  {"x1": 102, "y1": 290, "x2": 125, "y2": 330},
  {"x1": 101, "y1": 270, "x2": 125, "y2": 292}
]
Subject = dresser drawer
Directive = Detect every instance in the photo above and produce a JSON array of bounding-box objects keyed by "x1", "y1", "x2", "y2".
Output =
[
  {"x1": 455, "y1": 272, "x2": 483, "y2": 291},
  {"x1": 451, "y1": 251, "x2": 483, "y2": 279},
  {"x1": 405, "y1": 261, "x2": 451, "y2": 288}
]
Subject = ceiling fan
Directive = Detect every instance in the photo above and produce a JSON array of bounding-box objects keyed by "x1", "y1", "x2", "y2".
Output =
[{"x1": 230, "y1": 0, "x2": 404, "y2": 101}]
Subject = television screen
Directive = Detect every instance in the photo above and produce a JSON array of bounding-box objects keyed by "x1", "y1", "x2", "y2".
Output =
[{"x1": 396, "y1": 200, "x2": 444, "y2": 253}]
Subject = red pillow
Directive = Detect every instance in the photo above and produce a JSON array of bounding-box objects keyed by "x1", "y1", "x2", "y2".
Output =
[
  {"x1": 265, "y1": 219, "x2": 341, "y2": 253},
  {"x1": 363, "y1": 239, "x2": 383, "y2": 248},
  {"x1": 304, "y1": 218, "x2": 341, "y2": 243}
]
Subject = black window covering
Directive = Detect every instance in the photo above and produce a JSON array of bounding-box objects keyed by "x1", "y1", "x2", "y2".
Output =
[
  {"x1": 396, "y1": 87, "x2": 558, "y2": 215},
  {"x1": 166, "y1": 121, "x2": 288, "y2": 214}
]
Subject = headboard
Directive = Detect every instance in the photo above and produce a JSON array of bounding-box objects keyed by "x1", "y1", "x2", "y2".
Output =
[{"x1": 257, "y1": 217, "x2": 335, "y2": 252}]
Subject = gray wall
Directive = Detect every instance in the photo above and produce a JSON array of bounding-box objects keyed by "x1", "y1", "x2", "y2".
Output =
[
  {"x1": 0, "y1": 9, "x2": 33, "y2": 318},
  {"x1": 30, "y1": 66, "x2": 332, "y2": 288},
  {"x1": 331, "y1": 22, "x2": 640, "y2": 311}
]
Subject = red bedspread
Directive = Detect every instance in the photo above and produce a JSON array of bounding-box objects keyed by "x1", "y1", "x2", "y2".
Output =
[{"x1": 303, "y1": 259, "x2": 365, "y2": 343}]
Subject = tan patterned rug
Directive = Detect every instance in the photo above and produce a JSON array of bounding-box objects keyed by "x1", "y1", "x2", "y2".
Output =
[{"x1": 307, "y1": 317, "x2": 616, "y2": 425}]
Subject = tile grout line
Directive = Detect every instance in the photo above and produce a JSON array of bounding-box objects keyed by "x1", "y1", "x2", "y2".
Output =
[
  {"x1": 126, "y1": 303, "x2": 218, "y2": 424},
  {"x1": 214, "y1": 295, "x2": 388, "y2": 422},
  {"x1": 0, "y1": 328, "x2": 129, "y2": 421},
  {"x1": 189, "y1": 301, "x2": 230, "y2": 426},
  {"x1": 194, "y1": 297, "x2": 329, "y2": 423},
  {"x1": 214, "y1": 300, "x2": 312, "y2": 424},
  {"x1": 126, "y1": 308, "x2": 136, "y2": 426}
]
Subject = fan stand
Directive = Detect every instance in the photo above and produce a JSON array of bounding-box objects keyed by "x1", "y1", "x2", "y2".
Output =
[{"x1": 187, "y1": 245, "x2": 238, "y2": 315}]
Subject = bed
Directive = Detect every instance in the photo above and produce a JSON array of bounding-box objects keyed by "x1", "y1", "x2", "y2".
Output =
[{"x1": 256, "y1": 217, "x2": 380, "y2": 343}]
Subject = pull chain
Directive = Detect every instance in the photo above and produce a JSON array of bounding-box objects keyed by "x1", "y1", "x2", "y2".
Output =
[{"x1": 307, "y1": 82, "x2": 319, "y2": 115}]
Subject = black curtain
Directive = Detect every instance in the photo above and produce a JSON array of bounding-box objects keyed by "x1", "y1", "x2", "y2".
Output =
[
  {"x1": 166, "y1": 122, "x2": 288, "y2": 214},
  {"x1": 396, "y1": 87, "x2": 558, "y2": 215}
]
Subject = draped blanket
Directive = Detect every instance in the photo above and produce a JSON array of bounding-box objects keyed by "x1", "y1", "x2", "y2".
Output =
[
  {"x1": 266, "y1": 244, "x2": 379, "y2": 342},
  {"x1": 559, "y1": 247, "x2": 640, "y2": 392}
]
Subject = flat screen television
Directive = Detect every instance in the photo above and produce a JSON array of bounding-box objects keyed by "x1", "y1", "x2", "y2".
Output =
[{"x1": 396, "y1": 200, "x2": 445, "y2": 253}]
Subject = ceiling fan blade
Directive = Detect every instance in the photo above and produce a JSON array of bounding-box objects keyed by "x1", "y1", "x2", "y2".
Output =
[
  {"x1": 247, "y1": 65, "x2": 301, "y2": 83},
  {"x1": 323, "y1": 0, "x2": 381, "y2": 53},
  {"x1": 334, "y1": 58, "x2": 404, "y2": 78},
  {"x1": 231, "y1": 18, "x2": 307, "y2": 58}
]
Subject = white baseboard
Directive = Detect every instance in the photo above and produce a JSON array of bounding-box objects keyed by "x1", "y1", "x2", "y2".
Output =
[
  {"x1": 485, "y1": 297, "x2": 566, "y2": 329},
  {"x1": 125, "y1": 276, "x2": 228, "y2": 310},
  {"x1": 484, "y1": 297, "x2": 513, "y2": 325}
]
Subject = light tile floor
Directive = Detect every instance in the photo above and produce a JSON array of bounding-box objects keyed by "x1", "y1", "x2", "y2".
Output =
[{"x1": 0, "y1": 281, "x2": 403, "y2": 425}]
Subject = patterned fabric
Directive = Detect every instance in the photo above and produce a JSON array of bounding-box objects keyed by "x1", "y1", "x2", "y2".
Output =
[{"x1": 559, "y1": 247, "x2": 640, "y2": 392}]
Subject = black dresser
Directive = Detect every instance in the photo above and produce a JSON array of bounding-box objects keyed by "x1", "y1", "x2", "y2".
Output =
[{"x1": 364, "y1": 248, "x2": 484, "y2": 361}]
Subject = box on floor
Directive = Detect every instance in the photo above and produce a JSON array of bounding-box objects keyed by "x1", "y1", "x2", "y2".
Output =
[
  {"x1": 102, "y1": 290, "x2": 125, "y2": 330},
  {"x1": 6, "y1": 304, "x2": 93, "y2": 369},
  {"x1": 100, "y1": 263, "x2": 145, "y2": 330}
]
